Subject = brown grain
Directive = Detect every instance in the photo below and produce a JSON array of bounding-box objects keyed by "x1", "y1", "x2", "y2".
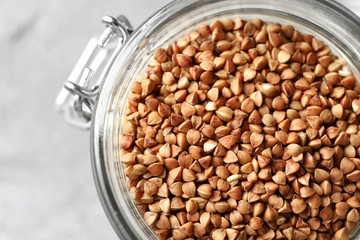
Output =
[{"x1": 120, "y1": 17, "x2": 360, "y2": 240}]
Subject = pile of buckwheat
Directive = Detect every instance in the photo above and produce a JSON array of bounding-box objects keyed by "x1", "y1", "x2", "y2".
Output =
[{"x1": 119, "y1": 17, "x2": 360, "y2": 240}]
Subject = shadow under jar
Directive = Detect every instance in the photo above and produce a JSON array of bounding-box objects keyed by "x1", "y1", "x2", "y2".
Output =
[{"x1": 79, "y1": 0, "x2": 360, "y2": 239}]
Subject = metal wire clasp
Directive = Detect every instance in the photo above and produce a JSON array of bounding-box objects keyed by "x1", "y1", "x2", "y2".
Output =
[{"x1": 55, "y1": 15, "x2": 133, "y2": 129}]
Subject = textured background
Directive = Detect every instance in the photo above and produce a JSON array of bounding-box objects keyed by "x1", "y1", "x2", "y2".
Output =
[{"x1": 0, "y1": 0, "x2": 359, "y2": 239}]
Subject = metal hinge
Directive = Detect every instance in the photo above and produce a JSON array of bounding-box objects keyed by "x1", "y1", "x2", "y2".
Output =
[{"x1": 55, "y1": 15, "x2": 133, "y2": 129}]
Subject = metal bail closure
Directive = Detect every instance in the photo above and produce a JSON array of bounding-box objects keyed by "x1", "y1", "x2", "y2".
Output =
[{"x1": 55, "y1": 15, "x2": 133, "y2": 129}]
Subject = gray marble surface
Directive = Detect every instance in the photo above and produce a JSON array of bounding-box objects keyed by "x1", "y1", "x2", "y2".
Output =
[{"x1": 0, "y1": 0, "x2": 359, "y2": 239}]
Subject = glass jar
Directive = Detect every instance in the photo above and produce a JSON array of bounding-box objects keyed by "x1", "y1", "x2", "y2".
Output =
[{"x1": 57, "y1": 0, "x2": 360, "y2": 239}]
